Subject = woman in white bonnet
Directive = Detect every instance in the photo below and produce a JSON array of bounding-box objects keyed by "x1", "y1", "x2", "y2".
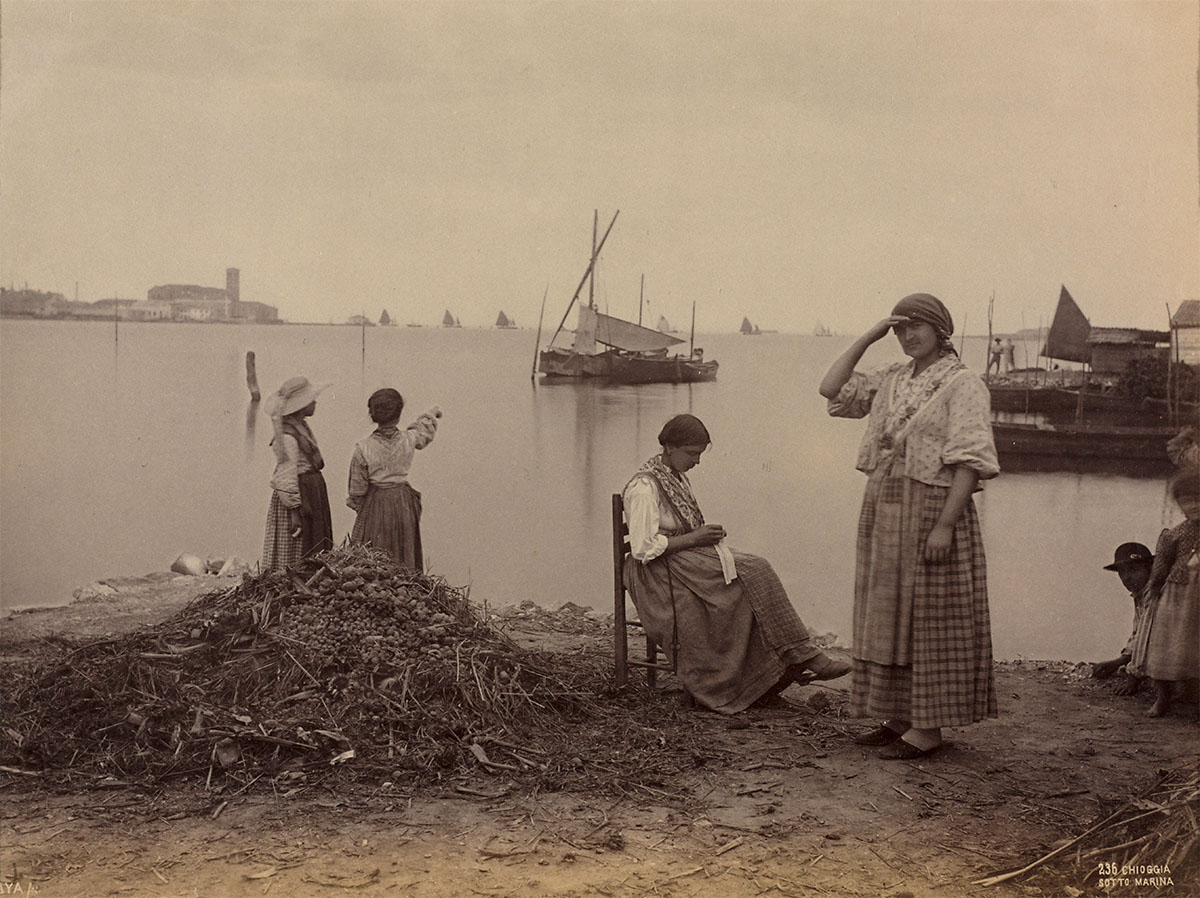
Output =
[{"x1": 262, "y1": 376, "x2": 333, "y2": 571}]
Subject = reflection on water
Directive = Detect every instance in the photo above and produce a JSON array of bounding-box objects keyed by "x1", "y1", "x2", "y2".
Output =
[{"x1": 0, "y1": 321, "x2": 1184, "y2": 664}]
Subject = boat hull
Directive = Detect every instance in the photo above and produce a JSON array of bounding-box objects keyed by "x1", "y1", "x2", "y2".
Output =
[
  {"x1": 989, "y1": 383, "x2": 1185, "y2": 420},
  {"x1": 607, "y1": 353, "x2": 718, "y2": 384},
  {"x1": 992, "y1": 421, "x2": 1175, "y2": 464},
  {"x1": 537, "y1": 348, "x2": 613, "y2": 378}
]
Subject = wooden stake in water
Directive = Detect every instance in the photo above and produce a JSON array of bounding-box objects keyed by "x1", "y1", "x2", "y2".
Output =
[
  {"x1": 531, "y1": 284, "x2": 548, "y2": 382},
  {"x1": 245, "y1": 351, "x2": 261, "y2": 402},
  {"x1": 361, "y1": 310, "x2": 367, "y2": 382}
]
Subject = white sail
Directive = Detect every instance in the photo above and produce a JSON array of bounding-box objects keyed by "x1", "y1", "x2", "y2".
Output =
[{"x1": 573, "y1": 305, "x2": 683, "y2": 353}]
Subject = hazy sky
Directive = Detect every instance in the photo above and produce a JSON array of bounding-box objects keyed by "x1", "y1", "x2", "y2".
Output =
[{"x1": 2, "y1": 1, "x2": 1197, "y2": 334}]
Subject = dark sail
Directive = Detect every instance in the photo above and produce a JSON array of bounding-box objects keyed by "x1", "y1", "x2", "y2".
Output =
[{"x1": 1042, "y1": 286, "x2": 1091, "y2": 363}]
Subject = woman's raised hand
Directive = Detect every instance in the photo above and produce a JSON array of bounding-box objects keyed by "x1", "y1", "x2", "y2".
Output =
[
  {"x1": 867, "y1": 316, "x2": 908, "y2": 342},
  {"x1": 820, "y1": 314, "x2": 909, "y2": 399},
  {"x1": 690, "y1": 524, "x2": 727, "y2": 547}
]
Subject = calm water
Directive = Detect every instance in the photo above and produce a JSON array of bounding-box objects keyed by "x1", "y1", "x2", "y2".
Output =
[{"x1": 0, "y1": 320, "x2": 1182, "y2": 661}]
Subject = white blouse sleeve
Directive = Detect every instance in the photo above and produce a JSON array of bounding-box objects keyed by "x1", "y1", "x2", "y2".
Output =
[
  {"x1": 623, "y1": 476, "x2": 669, "y2": 563},
  {"x1": 941, "y1": 375, "x2": 1000, "y2": 479}
]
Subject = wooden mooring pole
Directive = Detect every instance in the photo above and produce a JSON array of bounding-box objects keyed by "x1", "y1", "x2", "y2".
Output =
[{"x1": 246, "y1": 351, "x2": 261, "y2": 402}]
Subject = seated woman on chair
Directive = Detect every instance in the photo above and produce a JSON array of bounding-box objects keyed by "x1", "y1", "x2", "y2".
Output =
[{"x1": 622, "y1": 414, "x2": 850, "y2": 714}]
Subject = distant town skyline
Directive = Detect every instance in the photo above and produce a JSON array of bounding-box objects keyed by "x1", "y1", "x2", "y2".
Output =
[{"x1": 2, "y1": 2, "x2": 1197, "y2": 336}]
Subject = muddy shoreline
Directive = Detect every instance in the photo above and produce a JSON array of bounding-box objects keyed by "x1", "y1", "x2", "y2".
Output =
[{"x1": 2, "y1": 574, "x2": 1196, "y2": 898}]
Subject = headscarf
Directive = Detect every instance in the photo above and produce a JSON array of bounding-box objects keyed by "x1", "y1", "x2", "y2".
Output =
[{"x1": 892, "y1": 293, "x2": 956, "y2": 355}]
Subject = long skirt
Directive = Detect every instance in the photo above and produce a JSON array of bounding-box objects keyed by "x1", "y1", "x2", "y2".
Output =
[
  {"x1": 261, "y1": 472, "x2": 333, "y2": 572},
  {"x1": 851, "y1": 462, "x2": 997, "y2": 729},
  {"x1": 1130, "y1": 561, "x2": 1199, "y2": 682},
  {"x1": 299, "y1": 471, "x2": 333, "y2": 559},
  {"x1": 623, "y1": 546, "x2": 820, "y2": 714},
  {"x1": 351, "y1": 482, "x2": 424, "y2": 571},
  {"x1": 262, "y1": 493, "x2": 301, "y2": 572}
]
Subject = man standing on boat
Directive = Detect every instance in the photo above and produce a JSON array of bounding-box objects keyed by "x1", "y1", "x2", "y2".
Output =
[{"x1": 987, "y1": 338, "x2": 1004, "y2": 377}]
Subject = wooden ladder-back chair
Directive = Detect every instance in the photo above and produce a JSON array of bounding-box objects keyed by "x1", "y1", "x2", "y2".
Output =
[{"x1": 612, "y1": 492, "x2": 674, "y2": 687}]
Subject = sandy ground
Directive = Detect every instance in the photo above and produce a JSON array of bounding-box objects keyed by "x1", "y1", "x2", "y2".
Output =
[{"x1": 2, "y1": 574, "x2": 1197, "y2": 898}]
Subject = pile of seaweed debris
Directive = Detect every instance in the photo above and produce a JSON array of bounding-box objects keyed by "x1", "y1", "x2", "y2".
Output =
[
  {"x1": 1, "y1": 544, "x2": 730, "y2": 796},
  {"x1": 977, "y1": 763, "x2": 1198, "y2": 896}
]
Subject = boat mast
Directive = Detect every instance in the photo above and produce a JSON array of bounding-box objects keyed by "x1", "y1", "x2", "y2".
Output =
[
  {"x1": 1166, "y1": 302, "x2": 1176, "y2": 427},
  {"x1": 985, "y1": 292, "x2": 994, "y2": 382},
  {"x1": 588, "y1": 210, "x2": 597, "y2": 311},
  {"x1": 638, "y1": 274, "x2": 644, "y2": 326},
  {"x1": 689, "y1": 301, "x2": 696, "y2": 357},
  {"x1": 546, "y1": 210, "x2": 619, "y2": 346}
]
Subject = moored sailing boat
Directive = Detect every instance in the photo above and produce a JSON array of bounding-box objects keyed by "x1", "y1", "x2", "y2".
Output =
[
  {"x1": 536, "y1": 211, "x2": 717, "y2": 383},
  {"x1": 989, "y1": 285, "x2": 1185, "y2": 472}
]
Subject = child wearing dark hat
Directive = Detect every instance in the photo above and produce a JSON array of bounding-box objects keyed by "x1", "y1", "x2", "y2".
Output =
[
  {"x1": 1090, "y1": 542, "x2": 1155, "y2": 693},
  {"x1": 346, "y1": 389, "x2": 442, "y2": 571},
  {"x1": 1129, "y1": 466, "x2": 1200, "y2": 718}
]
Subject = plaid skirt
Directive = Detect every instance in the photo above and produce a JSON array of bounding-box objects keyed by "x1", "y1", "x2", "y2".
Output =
[
  {"x1": 623, "y1": 547, "x2": 820, "y2": 714},
  {"x1": 262, "y1": 492, "x2": 302, "y2": 572},
  {"x1": 350, "y1": 482, "x2": 423, "y2": 571},
  {"x1": 261, "y1": 472, "x2": 333, "y2": 573},
  {"x1": 851, "y1": 463, "x2": 997, "y2": 729}
]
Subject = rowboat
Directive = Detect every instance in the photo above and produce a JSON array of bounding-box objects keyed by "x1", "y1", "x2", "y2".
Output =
[{"x1": 992, "y1": 421, "x2": 1175, "y2": 464}]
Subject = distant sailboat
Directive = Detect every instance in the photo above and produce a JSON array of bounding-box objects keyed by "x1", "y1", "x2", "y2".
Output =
[
  {"x1": 379, "y1": 309, "x2": 392, "y2": 326},
  {"x1": 740, "y1": 316, "x2": 761, "y2": 336},
  {"x1": 495, "y1": 310, "x2": 517, "y2": 329},
  {"x1": 657, "y1": 315, "x2": 679, "y2": 335},
  {"x1": 442, "y1": 310, "x2": 462, "y2": 328},
  {"x1": 813, "y1": 320, "x2": 833, "y2": 337}
]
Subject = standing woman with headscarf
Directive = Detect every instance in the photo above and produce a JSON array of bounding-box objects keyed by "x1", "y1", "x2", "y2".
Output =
[
  {"x1": 346, "y1": 388, "x2": 442, "y2": 571},
  {"x1": 819, "y1": 294, "x2": 999, "y2": 759},
  {"x1": 262, "y1": 376, "x2": 334, "y2": 572}
]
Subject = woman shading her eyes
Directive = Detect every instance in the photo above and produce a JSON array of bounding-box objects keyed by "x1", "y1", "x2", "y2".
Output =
[{"x1": 820, "y1": 293, "x2": 1000, "y2": 759}]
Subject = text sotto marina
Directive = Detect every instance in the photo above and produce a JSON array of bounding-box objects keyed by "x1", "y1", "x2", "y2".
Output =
[{"x1": 1096, "y1": 861, "x2": 1173, "y2": 890}]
